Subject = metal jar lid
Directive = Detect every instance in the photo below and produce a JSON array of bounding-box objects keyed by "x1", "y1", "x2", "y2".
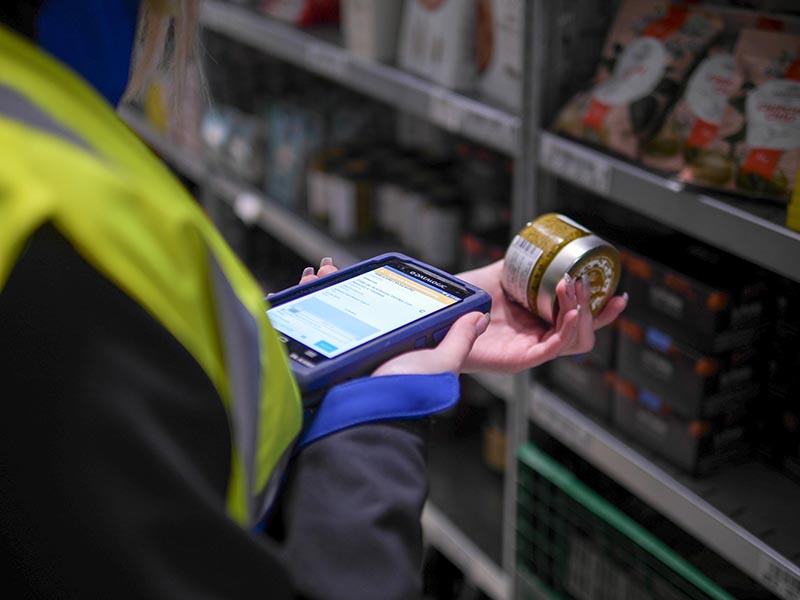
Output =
[{"x1": 536, "y1": 234, "x2": 621, "y2": 323}]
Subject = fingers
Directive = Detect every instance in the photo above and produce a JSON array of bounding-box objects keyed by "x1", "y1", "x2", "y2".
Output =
[
  {"x1": 298, "y1": 266, "x2": 316, "y2": 285},
  {"x1": 373, "y1": 312, "x2": 490, "y2": 377},
  {"x1": 528, "y1": 307, "x2": 580, "y2": 365},
  {"x1": 316, "y1": 256, "x2": 338, "y2": 279},
  {"x1": 298, "y1": 257, "x2": 339, "y2": 285},
  {"x1": 594, "y1": 292, "x2": 628, "y2": 330},
  {"x1": 554, "y1": 275, "x2": 577, "y2": 331},
  {"x1": 568, "y1": 275, "x2": 596, "y2": 355}
]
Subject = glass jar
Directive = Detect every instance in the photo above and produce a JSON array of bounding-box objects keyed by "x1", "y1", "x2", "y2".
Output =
[{"x1": 501, "y1": 213, "x2": 621, "y2": 323}]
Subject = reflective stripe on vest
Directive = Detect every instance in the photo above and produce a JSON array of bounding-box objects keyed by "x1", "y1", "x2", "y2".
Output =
[{"x1": 0, "y1": 24, "x2": 302, "y2": 526}]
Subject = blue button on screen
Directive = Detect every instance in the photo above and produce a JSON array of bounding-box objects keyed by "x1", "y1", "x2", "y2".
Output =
[{"x1": 315, "y1": 340, "x2": 338, "y2": 353}]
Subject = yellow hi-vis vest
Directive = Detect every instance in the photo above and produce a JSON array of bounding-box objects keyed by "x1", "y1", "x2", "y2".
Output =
[{"x1": 0, "y1": 24, "x2": 302, "y2": 526}]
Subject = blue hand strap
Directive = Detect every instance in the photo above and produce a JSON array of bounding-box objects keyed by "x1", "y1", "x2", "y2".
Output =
[{"x1": 297, "y1": 373, "x2": 460, "y2": 451}]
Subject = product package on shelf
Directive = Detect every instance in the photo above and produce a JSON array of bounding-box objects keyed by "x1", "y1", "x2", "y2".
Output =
[
  {"x1": 610, "y1": 374, "x2": 753, "y2": 475},
  {"x1": 642, "y1": 12, "x2": 800, "y2": 180},
  {"x1": 553, "y1": 0, "x2": 722, "y2": 160},
  {"x1": 307, "y1": 141, "x2": 470, "y2": 264},
  {"x1": 619, "y1": 237, "x2": 769, "y2": 354},
  {"x1": 201, "y1": 108, "x2": 266, "y2": 185},
  {"x1": 341, "y1": 0, "x2": 404, "y2": 62},
  {"x1": 675, "y1": 29, "x2": 800, "y2": 204},
  {"x1": 453, "y1": 142, "x2": 512, "y2": 231},
  {"x1": 545, "y1": 325, "x2": 617, "y2": 422},
  {"x1": 476, "y1": 0, "x2": 523, "y2": 112},
  {"x1": 615, "y1": 316, "x2": 762, "y2": 420},
  {"x1": 265, "y1": 94, "x2": 387, "y2": 210},
  {"x1": 265, "y1": 101, "x2": 326, "y2": 208},
  {"x1": 260, "y1": 0, "x2": 339, "y2": 26},
  {"x1": 454, "y1": 141, "x2": 512, "y2": 270},
  {"x1": 397, "y1": 0, "x2": 477, "y2": 91}
]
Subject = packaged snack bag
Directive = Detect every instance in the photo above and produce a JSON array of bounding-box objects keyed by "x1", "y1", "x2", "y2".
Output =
[
  {"x1": 643, "y1": 15, "x2": 796, "y2": 180},
  {"x1": 642, "y1": 39, "x2": 741, "y2": 175},
  {"x1": 553, "y1": 0, "x2": 722, "y2": 160},
  {"x1": 260, "y1": 0, "x2": 339, "y2": 26},
  {"x1": 727, "y1": 29, "x2": 800, "y2": 203},
  {"x1": 662, "y1": 29, "x2": 800, "y2": 203}
]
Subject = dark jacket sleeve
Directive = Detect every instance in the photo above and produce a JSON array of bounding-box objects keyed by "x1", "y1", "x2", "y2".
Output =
[{"x1": 268, "y1": 420, "x2": 430, "y2": 600}]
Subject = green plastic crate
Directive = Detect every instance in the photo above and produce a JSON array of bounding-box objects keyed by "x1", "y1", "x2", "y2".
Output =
[{"x1": 516, "y1": 443, "x2": 735, "y2": 600}]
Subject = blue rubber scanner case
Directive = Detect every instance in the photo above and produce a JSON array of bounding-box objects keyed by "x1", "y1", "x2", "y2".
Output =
[{"x1": 266, "y1": 253, "x2": 491, "y2": 402}]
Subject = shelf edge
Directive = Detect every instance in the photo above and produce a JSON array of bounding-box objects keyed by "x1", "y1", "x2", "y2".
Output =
[
  {"x1": 528, "y1": 382, "x2": 800, "y2": 600},
  {"x1": 422, "y1": 502, "x2": 511, "y2": 600}
]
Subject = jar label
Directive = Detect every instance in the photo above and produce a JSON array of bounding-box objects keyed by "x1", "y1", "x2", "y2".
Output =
[
  {"x1": 502, "y1": 235, "x2": 544, "y2": 310},
  {"x1": 555, "y1": 214, "x2": 590, "y2": 234},
  {"x1": 574, "y1": 254, "x2": 617, "y2": 313}
]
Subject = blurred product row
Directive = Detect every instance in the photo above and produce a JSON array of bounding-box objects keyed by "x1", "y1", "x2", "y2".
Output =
[
  {"x1": 227, "y1": 0, "x2": 800, "y2": 222},
  {"x1": 149, "y1": 29, "x2": 514, "y2": 274}
]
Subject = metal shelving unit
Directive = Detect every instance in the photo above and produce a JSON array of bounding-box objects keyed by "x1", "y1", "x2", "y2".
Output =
[
  {"x1": 422, "y1": 504, "x2": 511, "y2": 600},
  {"x1": 200, "y1": 0, "x2": 520, "y2": 154},
  {"x1": 123, "y1": 1, "x2": 800, "y2": 598},
  {"x1": 525, "y1": 1, "x2": 800, "y2": 598},
  {"x1": 529, "y1": 384, "x2": 800, "y2": 600}
]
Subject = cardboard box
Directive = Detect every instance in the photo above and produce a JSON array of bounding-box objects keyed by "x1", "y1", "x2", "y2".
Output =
[
  {"x1": 476, "y1": 0, "x2": 522, "y2": 111},
  {"x1": 397, "y1": 0, "x2": 477, "y2": 90},
  {"x1": 342, "y1": 0, "x2": 404, "y2": 62}
]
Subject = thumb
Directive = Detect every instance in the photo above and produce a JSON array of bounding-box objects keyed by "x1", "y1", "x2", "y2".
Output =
[
  {"x1": 372, "y1": 312, "x2": 490, "y2": 377},
  {"x1": 433, "y1": 312, "x2": 491, "y2": 370}
]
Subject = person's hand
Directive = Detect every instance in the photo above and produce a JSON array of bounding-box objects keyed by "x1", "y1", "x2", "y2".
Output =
[
  {"x1": 298, "y1": 256, "x2": 338, "y2": 284},
  {"x1": 293, "y1": 257, "x2": 491, "y2": 378},
  {"x1": 372, "y1": 311, "x2": 491, "y2": 377},
  {"x1": 456, "y1": 260, "x2": 628, "y2": 374}
]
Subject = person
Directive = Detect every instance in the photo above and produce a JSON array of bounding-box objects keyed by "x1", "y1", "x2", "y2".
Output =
[{"x1": 0, "y1": 1, "x2": 627, "y2": 598}]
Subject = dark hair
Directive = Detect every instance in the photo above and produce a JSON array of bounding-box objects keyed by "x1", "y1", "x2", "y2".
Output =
[{"x1": 0, "y1": 1, "x2": 44, "y2": 39}]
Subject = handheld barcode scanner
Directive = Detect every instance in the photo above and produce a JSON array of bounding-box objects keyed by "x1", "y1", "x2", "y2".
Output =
[{"x1": 267, "y1": 253, "x2": 492, "y2": 403}]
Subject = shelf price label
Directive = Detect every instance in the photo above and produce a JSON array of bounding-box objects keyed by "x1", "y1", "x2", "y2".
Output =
[
  {"x1": 540, "y1": 134, "x2": 612, "y2": 197},
  {"x1": 429, "y1": 89, "x2": 465, "y2": 133},
  {"x1": 305, "y1": 43, "x2": 349, "y2": 79},
  {"x1": 757, "y1": 554, "x2": 800, "y2": 600},
  {"x1": 467, "y1": 112, "x2": 519, "y2": 153},
  {"x1": 531, "y1": 392, "x2": 593, "y2": 453}
]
